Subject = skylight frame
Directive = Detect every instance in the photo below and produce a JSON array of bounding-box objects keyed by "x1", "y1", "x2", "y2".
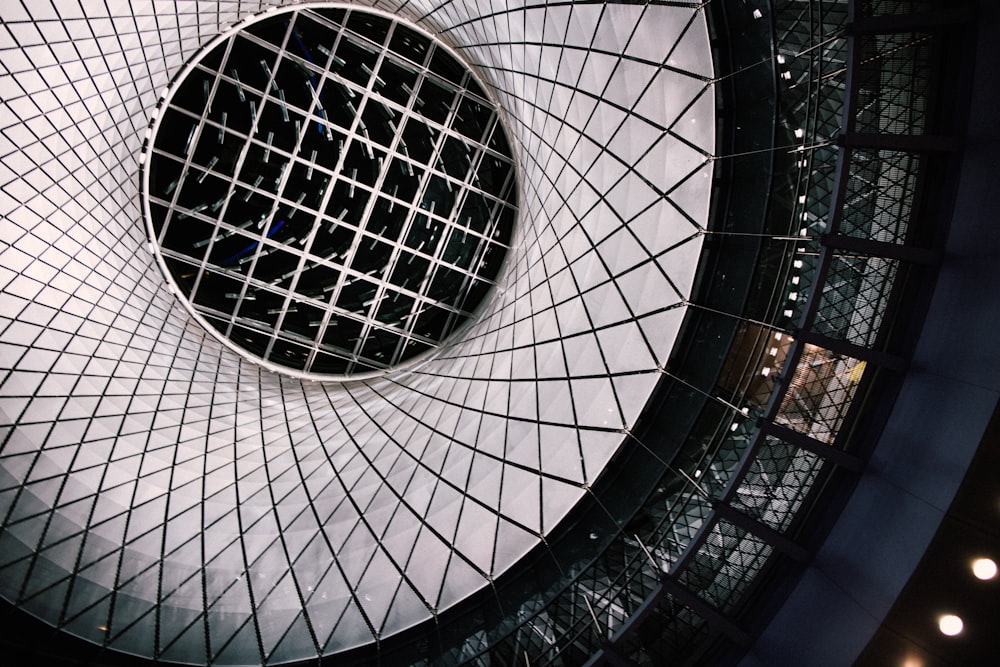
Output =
[{"x1": 140, "y1": 4, "x2": 518, "y2": 381}]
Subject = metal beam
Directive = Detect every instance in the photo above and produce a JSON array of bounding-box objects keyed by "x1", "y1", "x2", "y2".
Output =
[
  {"x1": 759, "y1": 420, "x2": 864, "y2": 473},
  {"x1": 661, "y1": 575, "x2": 752, "y2": 649},
  {"x1": 821, "y1": 233, "x2": 941, "y2": 265},
  {"x1": 838, "y1": 132, "x2": 961, "y2": 153},
  {"x1": 712, "y1": 501, "x2": 811, "y2": 563},
  {"x1": 794, "y1": 328, "x2": 908, "y2": 372}
]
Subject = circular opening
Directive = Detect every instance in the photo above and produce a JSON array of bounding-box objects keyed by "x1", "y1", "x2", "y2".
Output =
[{"x1": 142, "y1": 5, "x2": 517, "y2": 379}]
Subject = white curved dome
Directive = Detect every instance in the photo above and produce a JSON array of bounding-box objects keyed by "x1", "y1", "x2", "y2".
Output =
[{"x1": 0, "y1": 1, "x2": 714, "y2": 663}]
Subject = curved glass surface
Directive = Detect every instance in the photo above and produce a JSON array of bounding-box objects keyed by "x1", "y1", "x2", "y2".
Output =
[
  {"x1": 0, "y1": 0, "x2": 965, "y2": 664},
  {"x1": 0, "y1": 2, "x2": 715, "y2": 664}
]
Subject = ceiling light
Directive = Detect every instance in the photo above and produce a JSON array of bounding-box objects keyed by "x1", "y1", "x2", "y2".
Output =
[
  {"x1": 972, "y1": 557, "x2": 998, "y2": 580},
  {"x1": 938, "y1": 614, "x2": 963, "y2": 636}
]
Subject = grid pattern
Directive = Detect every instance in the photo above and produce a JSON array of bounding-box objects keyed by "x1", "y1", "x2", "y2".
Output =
[
  {"x1": 579, "y1": 3, "x2": 947, "y2": 663},
  {"x1": 0, "y1": 1, "x2": 714, "y2": 664},
  {"x1": 730, "y1": 435, "x2": 822, "y2": 533},
  {"x1": 852, "y1": 30, "x2": 931, "y2": 136},
  {"x1": 145, "y1": 6, "x2": 517, "y2": 378}
]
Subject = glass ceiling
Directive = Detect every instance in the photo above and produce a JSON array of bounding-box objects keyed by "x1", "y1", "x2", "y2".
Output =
[
  {"x1": 0, "y1": 1, "x2": 714, "y2": 664},
  {"x1": 145, "y1": 7, "x2": 516, "y2": 379}
]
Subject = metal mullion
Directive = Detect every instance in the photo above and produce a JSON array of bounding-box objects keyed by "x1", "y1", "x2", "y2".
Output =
[
  {"x1": 450, "y1": 115, "x2": 495, "y2": 223},
  {"x1": 422, "y1": 84, "x2": 488, "y2": 328},
  {"x1": 285, "y1": 7, "x2": 353, "y2": 340},
  {"x1": 207, "y1": 32, "x2": 295, "y2": 223},
  {"x1": 459, "y1": 122, "x2": 514, "y2": 165},
  {"x1": 460, "y1": 147, "x2": 517, "y2": 205},
  {"x1": 309, "y1": 39, "x2": 383, "y2": 365},
  {"x1": 406, "y1": 188, "x2": 458, "y2": 346},
  {"x1": 167, "y1": 38, "x2": 237, "y2": 306},
  {"x1": 450, "y1": 271, "x2": 486, "y2": 322},
  {"x1": 333, "y1": 20, "x2": 413, "y2": 371},
  {"x1": 153, "y1": 110, "x2": 195, "y2": 247},
  {"x1": 273, "y1": 224, "x2": 327, "y2": 367},
  {"x1": 157, "y1": 247, "x2": 221, "y2": 279},
  {"x1": 235, "y1": 29, "x2": 292, "y2": 69},
  {"x1": 340, "y1": 19, "x2": 386, "y2": 56},
  {"x1": 325, "y1": 190, "x2": 375, "y2": 370},
  {"x1": 225, "y1": 20, "x2": 297, "y2": 351},
  {"x1": 194, "y1": 60, "x2": 268, "y2": 340},
  {"x1": 478, "y1": 189, "x2": 515, "y2": 251},
  {"x1": 411, "y1": 67, "x2": 478, "y2": 346},
  {"x1": 253, "y1": 12, "x2": 325, "y2": 364},
  {"x1": 359, "y1": 46, "x2": 440, "y2": 363}
]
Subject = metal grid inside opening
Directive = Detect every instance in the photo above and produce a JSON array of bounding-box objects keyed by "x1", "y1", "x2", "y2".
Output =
[{"x1": 143, "y1": 6, "x2": 517, "y2": 378}]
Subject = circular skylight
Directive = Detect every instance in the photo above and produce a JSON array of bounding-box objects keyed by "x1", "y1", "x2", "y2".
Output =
[{"x1": 141, "y1": 5, "x2": 517, "y2": 379}]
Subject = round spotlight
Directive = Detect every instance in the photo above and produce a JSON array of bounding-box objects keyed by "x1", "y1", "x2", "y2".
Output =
[
  {"x1": 972, "y1": 557, "x2": 998, "y2": 580},
  {"x1": 938, "y1": 614, "x2": 964, "y2": 636}
]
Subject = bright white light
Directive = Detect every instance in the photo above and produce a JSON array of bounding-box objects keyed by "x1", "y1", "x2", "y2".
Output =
[
  {"x1": 794, "y1": 128, "x2": 804, "y2": 138},
  {"x1": 938, "y1": 614, "x2": 963, "y2": 636},
  {"x1": 972, "y1": 557, "x2": 998, "y2": 580},
  {"x1": 753, "y1": 9, "x2": 763, "y2": 19}
]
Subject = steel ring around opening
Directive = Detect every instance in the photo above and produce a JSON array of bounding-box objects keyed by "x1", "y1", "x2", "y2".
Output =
[{"x1": 142, "y1": 5, "x2": 518, "y2": 381}]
